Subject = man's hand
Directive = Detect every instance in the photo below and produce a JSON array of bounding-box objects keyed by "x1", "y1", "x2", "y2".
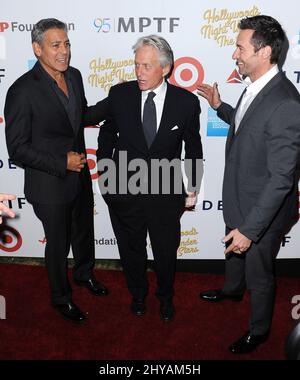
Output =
[
  {"x1": 197, "y1": 82, "x2": 222, "y2": 110},
  {"x1": 0, "y1": 193, "x2": 16, "y2": 224},
  {"x1": 185, "y1": 191, "x2": 197, "y2": 209},
  {"x1": 223, "y1": 228, "x2": 252, "y2": 255},
  {"x1": 67, "y1": 151, "x2": 86, "y2": 172}
]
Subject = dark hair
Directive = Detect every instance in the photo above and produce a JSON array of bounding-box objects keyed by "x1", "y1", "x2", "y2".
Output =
[
  {"x1": 31, "y1": 18, "x2": 67, "y2": 45},
  {"x1": 239, "y1": 15, "x2": 285, "y2": 64}
]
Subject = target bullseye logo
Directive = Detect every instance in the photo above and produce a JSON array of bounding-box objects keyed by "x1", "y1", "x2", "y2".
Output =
[
  {"x1": 86, "y1": 148, "x2": 99, "y2": 180},
  {"x1": 0, "y1": 226, "x2": 22, "y2": 252},
  {"x1": 169, "y1": 57, "x2": 204, "y2": 92}
]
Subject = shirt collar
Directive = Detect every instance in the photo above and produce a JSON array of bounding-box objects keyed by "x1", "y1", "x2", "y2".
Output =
[
  {"x1": 243, "y1": 65, "x2": 279, "y2": 95},
  {"x1": 142, "y1": 80, "x2": 167, "y2": 99},
  {"x1": 37, "y1": 60, "x2": 70, "y2": 85}
]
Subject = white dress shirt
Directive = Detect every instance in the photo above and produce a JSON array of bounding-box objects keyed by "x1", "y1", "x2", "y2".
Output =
[
  {"x1": 235, "y1": 65, "x2": 279, "y2": 131},
  {"x1": 141, "y1": 80, "x2": 167, "y2": 131}
]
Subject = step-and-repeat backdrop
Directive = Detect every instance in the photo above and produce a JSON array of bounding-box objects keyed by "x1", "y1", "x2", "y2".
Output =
[{"x1": 1, "y1": 0, "x2": 300, "y2": 259}]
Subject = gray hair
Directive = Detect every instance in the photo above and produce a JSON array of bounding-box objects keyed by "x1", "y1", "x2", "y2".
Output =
[
  {"x1": 31, "y1": 18, "x2": 68, "y2": 45},
  {"x1": 132, "y1": 35, "x2": 174, "y2": 68}
]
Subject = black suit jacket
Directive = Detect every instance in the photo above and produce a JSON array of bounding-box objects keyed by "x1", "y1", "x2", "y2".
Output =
[
  {"x1": 217, "y1": 71, "x2": 300, "y2": 242},
  {"x1": 97, "y1": 80, "x2": 203, "y2": 200},
  {"x1": 5, "y1": 62, "x2": 108, "y2": 204}
]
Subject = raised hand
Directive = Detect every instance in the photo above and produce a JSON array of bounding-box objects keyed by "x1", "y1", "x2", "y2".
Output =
[{"x1": 197, "y1": 82, "x2": 222, "y2": 110}]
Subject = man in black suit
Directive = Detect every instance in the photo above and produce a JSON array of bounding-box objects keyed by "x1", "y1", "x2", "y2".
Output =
[
  {"x1": 198, "y1": 15, "x2": 300, "y2": 353},
  {"x1": 97, "y1": 35, "x2": 203, "y2": 322},
  {"x1": 5, "y1": 18, "x2": 109, "y2": 323}
]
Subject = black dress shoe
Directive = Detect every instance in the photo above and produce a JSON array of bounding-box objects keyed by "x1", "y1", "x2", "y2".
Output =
[
  {"x1": 229, "y1": 331, "x2": 269, "y2": 354},
  {"x1": 159, "y1": 301, "x2": 175, "y2": 322},
  {"x1": 74, "y1": 277, "x2": 108, "y2": 296},
  {"x1": 54, "y1": 301, "x2": 86, "y2": 323},
  {"x1": 200, "y1": 289, "x2": 243, "y2": 302},
  {"x1": 131, "y1": 299, "x2": 146, "y2": 316}
]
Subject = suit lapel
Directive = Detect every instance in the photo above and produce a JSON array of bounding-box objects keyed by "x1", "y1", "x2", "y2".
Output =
[
  {"x1": 234, "y1": 91, "x2": 265, "y2": 137},
  {"x1": 225, "y1": 88, "x2": 247, "y2": 155},
  {"x1": 227, "y1": 72, "x2": 283, "y2": 154},
  {"x1": 235, "y1": 72, "x2": 283, "y2": 136},
  {"x1": 131, "y1": 84, "x2": 149, "y2": 153},
  {"x1": 135, "y1": 82, "x2": 178, "y2": 152},
  {"x1": 68, "y1": 71, "x2": 82, "y2": 134},
  {"x1": 33, "y1": 63, "x2": 74, "y2": 134},
  {"x1": 148, "y1": 82, "x2": 174, "y2": 152}
]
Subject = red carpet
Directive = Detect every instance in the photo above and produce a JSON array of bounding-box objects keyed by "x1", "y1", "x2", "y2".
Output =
[{"x1": 0, "y1": 263, "x2": 299, "y2": 360}]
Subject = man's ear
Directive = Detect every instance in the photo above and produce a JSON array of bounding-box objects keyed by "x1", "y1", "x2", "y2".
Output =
[
  {"x1": 162, "y1": 64, "x2": 171, "y2": 78},
  {"x1": 261, "y1": 45, "x2": 272, "y2": 61},
  {"x1": 32, "y1": 42, "x2": 42, "y2": 57}
]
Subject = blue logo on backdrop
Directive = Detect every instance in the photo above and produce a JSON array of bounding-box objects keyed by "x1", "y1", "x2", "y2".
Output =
[{"x1": 206, "y1": 108, "x2": 229, "y2": 136}]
